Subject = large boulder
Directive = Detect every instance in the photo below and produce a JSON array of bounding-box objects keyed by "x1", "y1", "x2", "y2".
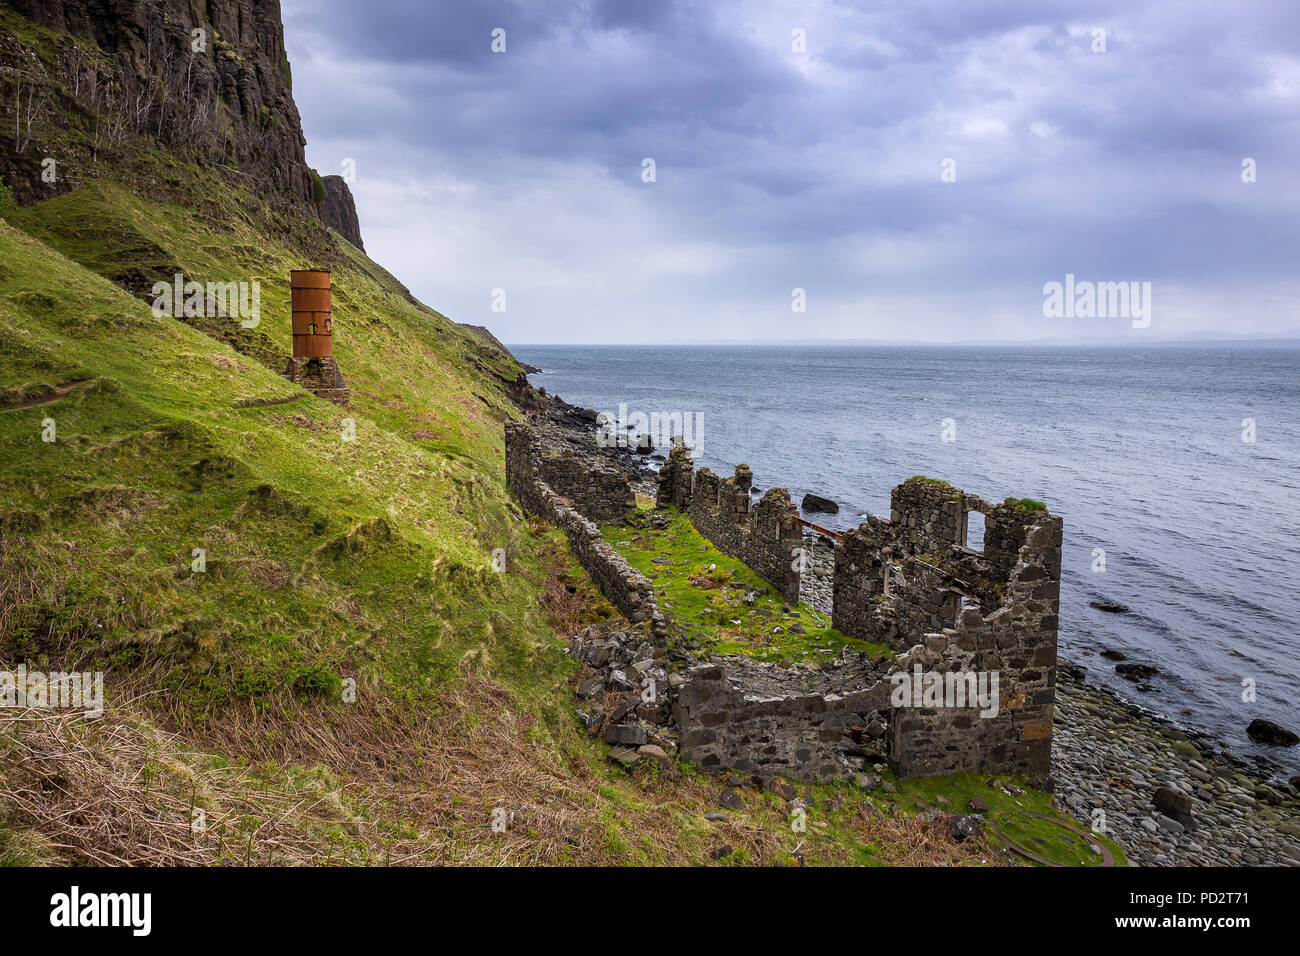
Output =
[
  {"x1": 801, "y1": 492, "x2": 839, "y2": 515},
  {"x1": 1153, "y1": 786, "x2": 1196, "y2": 830},
  {"x1": 1247, "y1": 718, "x2": 1299, "y2": 746}
]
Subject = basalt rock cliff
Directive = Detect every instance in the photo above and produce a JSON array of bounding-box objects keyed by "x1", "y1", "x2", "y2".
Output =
[
  {"x1": 319, "y1": 173, "x2": 363, "y2": 250},
  {"x1": 0, "y1": 0, "x2": 311, "y2": 205}
]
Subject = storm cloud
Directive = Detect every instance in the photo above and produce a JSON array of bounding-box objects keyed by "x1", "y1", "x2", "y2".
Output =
[{"x1": 282, "y1": 0, "x2": 1300, "y2": 343}]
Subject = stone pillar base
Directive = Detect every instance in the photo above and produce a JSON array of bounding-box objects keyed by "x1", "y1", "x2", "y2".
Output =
[{"x1": 285, "y1": 356, "x2": 350, "y2": 407}]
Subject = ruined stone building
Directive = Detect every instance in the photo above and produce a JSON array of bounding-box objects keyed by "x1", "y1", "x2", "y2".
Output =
[{"x1": 507, "y1": 422, "x2": 1062, "y2": 787}]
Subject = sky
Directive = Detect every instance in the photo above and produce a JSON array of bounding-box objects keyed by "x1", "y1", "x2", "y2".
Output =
[{"x1": 281, "y1": 0, "x2": 1300, "y2": 344}]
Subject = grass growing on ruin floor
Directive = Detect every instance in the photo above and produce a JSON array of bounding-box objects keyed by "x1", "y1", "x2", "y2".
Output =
[{"x1": 601, "y1": 504, "x2": 890, "y2": 664}]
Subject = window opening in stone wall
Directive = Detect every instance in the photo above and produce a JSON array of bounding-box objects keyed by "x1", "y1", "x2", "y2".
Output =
[{"x1": 964, "y1": 509, "x2": 986, "y2": 551}]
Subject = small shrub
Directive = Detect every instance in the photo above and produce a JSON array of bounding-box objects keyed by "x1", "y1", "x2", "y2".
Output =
[{"x1": 291, "y1": 664, "x2": 343, "y2": 699}]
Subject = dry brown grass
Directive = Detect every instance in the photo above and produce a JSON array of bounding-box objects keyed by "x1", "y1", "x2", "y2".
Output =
[
  {"x1": 0, "y1": 663, "x2": 1000, "y2": 867},
  {"x1": 0, "y1": 537, "x2": 40, "y2": 643},
  {"x1": 0, "y1": 537, "x2": 997, "y2": 868}
]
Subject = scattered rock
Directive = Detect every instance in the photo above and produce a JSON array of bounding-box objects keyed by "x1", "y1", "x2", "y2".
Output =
[
  {"x1": 1115, "y1": 662, "x2": 1159, "y2": 681},
  {"x1": 801, "y1": 492, "x2": 839, "y2": 515},
  {"x1": 949, "y1": 814, "x2": 981, "y2": 841},
  {"x1": 710, "y1": 844, "x2": 733, "y2": 860},
  {"x1": 764, "y1": 779, "x2": 797, "y2": 802},
  {"x1": 1100, "y1": 649, "x2": 1126, "y2": 661},
  {"x1": 1246, "y1": 719, "x2": 1299, "y2": 746},
  {"x1": 969, "y1": 797, "x2": 989, "y2": 814},
  {"x1": 1153, "y1": 786, "x2": 1196, "y2": 830},
  {"x1": 607, "y1": 747, "x2": 640, "y2": 768},
  {"x1": 1090, "y1": 600, "x2": 1131, "y2": 613},
  {"x1": 1156, "y1": 814, "x2": 1185, "y2": 835},
  {"x1": 604, "y1": 724, "x2": 648, "y2": 746},
  {"x1": 609, "y1": 695, "x2": 639, "y2": 722},
  {"x1": 717, "y1": 789, "x2": 744, "y2": 811},
  {"x1": 855, "y1": 773, "x2": 880, "y2": 792},
  {"x1": 637, "y1": 743, "x2": 672, "y2": 771},
  {"x1": 1058, "y1": 660, "x2": 1087, "y2": 681}
]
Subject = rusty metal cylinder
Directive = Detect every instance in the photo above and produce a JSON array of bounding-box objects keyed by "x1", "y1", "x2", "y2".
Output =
[{"x1": 290, "y1": 269, "x2": 332, "y2": 358}]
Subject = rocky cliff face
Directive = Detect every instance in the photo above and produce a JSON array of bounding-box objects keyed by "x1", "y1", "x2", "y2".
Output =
[
  {"x1": 319, "y1": 174, "x2": 364, "y2": 250},
  {"x1": 0, "y1": 0, "x2": 311, "y2": 204}
]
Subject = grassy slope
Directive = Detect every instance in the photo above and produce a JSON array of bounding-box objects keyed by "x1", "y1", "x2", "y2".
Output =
[{"x1": 0, "y1": 183, "x2": 552, "y2": 704}]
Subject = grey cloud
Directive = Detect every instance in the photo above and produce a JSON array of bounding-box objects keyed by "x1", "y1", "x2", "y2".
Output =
[{"x1": 282, "y1": 0, "x2": 1300, "y2": 342}]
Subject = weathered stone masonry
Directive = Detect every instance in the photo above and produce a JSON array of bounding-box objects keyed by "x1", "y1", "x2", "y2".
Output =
[
  {"x1": 657, "y1": 445, "x2": 802, "y2": 603},
  {"x1": 673, "y1": 662, "x2": 892, "y2": 780},
  {"x1": 505, "y1": 422, "x2": 668, "y2": 639},
  {"x1": 509, "y1": 422, "x2": 1062, "y2": 786},
  {"x1": 830, "y1": 478, "x2": 1062, "y2": 781}
]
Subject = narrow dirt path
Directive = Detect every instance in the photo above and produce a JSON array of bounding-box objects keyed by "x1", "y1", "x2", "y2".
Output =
[{"x1": 0, "y1": 380, "x2": 88, "y2": 411}]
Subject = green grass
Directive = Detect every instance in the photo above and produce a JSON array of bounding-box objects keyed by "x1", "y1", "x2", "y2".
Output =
[
  {"x1": 889, "y1": 771, "x2": 1128, "y2": 866},
  {"x1": 601, "y1": 505, "x2": 889, "y2": 663},
  {"x1": 0, "y1": 171, "x2": 565, "y2": 718}
]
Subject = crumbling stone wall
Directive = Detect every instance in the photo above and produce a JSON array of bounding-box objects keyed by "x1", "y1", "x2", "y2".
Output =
[
  {"x1": 658, "y1": 459, "x2": 801, "y2": 603},
  {"x1": 674, "y1": 660, "x2": 891, "y2": 780},
  {"x1": 505, "y1": 421, "x2": 667, "y2": 638},
  {"x1": 671, "y1": 472, "x2": 1061, "y2": 785},
  {"x1": 886, "y1": 507, "x2": 1062, "y2": 783},
  {"x1": 655, "y1": 444, "x2": 694, "y2": 509},
  {"x1": 537, "y1": 451, "x2": 635, "y2": 523},
  {"x1": 833, "y1": 478, "x2": 1016, "y2": 651},
  {"x1": 504, "y1": 420, "x2": 633, "y2": 523},
  {"x1": 826, "y1": 477, "x2": 1062, "y2": 784}
]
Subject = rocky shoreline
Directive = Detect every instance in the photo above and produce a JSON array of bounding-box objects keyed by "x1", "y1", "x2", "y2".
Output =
[
  {"x1": 528, "y1": 388, "x2": 1299, "y2": 866},
  {"x1": 1051, "y1": 664, "x2": 1300, "y2": 866}
]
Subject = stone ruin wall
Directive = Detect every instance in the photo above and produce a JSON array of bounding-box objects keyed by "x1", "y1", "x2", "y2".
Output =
[
  {"x1": 532, "y1": 439, "x2": 636, "y2": 523},
  {"x1": 665, "y1": 471, "x2": 1061, "y2": 785},
  {"x1": 508, "y1": 424, "x2": 1062, "y2": 786},
  {"x1": 673, "y1": 664, "x2": 892, "y2": 780},
  {"x1": 828, "y1": 478, "x2": 1063, "y2": 782},
  {"x1": 656, "y1": 446, "x2": 802, "y2": 604},
  {"x1": 505, "y1": 422, "x2": 668, "y2": 639}
]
